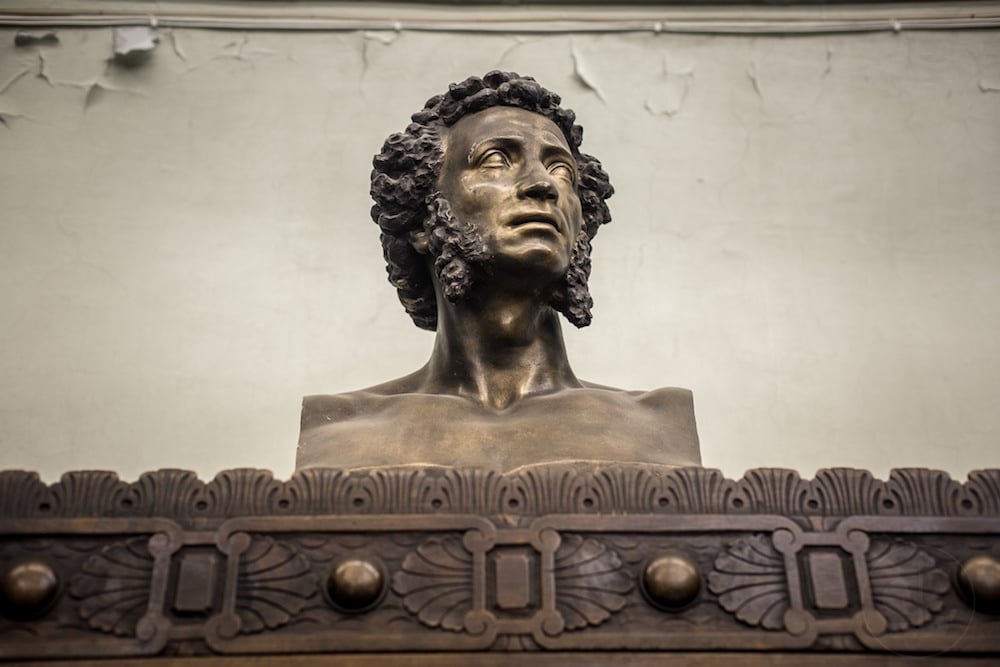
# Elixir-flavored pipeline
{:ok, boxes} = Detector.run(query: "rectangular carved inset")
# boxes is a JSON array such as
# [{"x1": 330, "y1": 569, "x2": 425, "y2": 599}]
[
  {"x1": 173, "y1": 552, "x2": 218, "y2": 614},
  {"x1": 494, "y1": 551, "x2": 532, "y2": 610},
  {"x1": 807, "y1": 551, "x2": 849, "y2": 610}
]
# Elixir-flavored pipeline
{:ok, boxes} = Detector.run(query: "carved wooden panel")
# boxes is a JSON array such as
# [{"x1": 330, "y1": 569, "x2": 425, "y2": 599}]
[{"x1": 1, "y1": 466, "x2": 998, "y2": 662}]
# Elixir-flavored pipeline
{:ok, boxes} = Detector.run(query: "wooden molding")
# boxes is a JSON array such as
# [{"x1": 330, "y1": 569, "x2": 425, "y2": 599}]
[{"x1": 1, "y1": 466, "x2": 998, "y2": 662}]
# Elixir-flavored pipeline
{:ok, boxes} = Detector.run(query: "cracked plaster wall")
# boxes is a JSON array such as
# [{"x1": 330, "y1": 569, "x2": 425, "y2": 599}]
[{"x1": 0, "y1": 26, "x2": 998, "y2": 481}]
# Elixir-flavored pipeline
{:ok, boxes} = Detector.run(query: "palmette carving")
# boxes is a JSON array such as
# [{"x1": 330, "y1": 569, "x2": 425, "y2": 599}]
[
  {"x1": 737, "y1": 469, "x2": 811, "y2": 516},
  {"x1": 552, "y1": 535, "x2": 633, "y2": 630},
  {"x1": 201, "y1": 470, "x2": 283, "y2": 517},
  {"x1": 654, "y1": 467, "x2": 748, "y2": 513},
  {"x1": 68, "y1": 538, "x2": 154, "y2": 636},
  {"x1": 236, "y1": 537, "x2": 317, "y2": 633},
  {"x1": 1, "y1": 467, "x2": 998, "y2": 658},
  {"x1": 809, "y1": 468, "x2": 883, "y2": 516},
  {"x1": 966, "y1": 469, "x2": 1000, "y2": 515},
  {"x1": 51, "y1": 471, "x2": 130, "y2": 517},
  {"x1": 2, "y1": 467, "x2": 1000, "y2": 517},
  {"x1": 706, "y1": 533, "x2": 953, "y2": 638},
  {"x1": 392, "y1": 536, "x2": 473, "y2": 631},
  {"x1": 391, "y1": 533, "x2": 632, "y2": 635},
  {"x1": 707, "y1": 534, "x2": 789, "y2": 630},
  {"x1": 0, "y1": 471, "x2": 52, "y2": 517},
  {"x1": 122, "y1": 469, "x2": 205, "y2": 516},
  {"x1": 866, "y1": 540, "x2": 949, "y2": 630},
  {"x1": 883, "y1": 469, "x2": 966, "y2": 516}
]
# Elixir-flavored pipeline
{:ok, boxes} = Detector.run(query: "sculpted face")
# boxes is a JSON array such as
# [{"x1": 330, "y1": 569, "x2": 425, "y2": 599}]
[{"x1": 437, "y1": 106, "x2": 584, "y2": 282}]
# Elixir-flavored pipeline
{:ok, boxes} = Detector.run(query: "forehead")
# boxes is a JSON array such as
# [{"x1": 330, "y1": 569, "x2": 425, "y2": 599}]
[{"x1": 443, "y1": 106, "x2": 572, "y2": 156}]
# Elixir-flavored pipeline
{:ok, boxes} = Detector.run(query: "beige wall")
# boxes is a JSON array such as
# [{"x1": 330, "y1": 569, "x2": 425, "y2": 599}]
[{"x1": 1, "y1": 19, "x2": 998, "y2": 482}]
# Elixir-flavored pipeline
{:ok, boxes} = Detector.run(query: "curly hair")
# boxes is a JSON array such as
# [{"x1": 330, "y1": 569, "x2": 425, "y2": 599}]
[{"x1": 370, "y1": 71, "x2": 614, "y2": 331}]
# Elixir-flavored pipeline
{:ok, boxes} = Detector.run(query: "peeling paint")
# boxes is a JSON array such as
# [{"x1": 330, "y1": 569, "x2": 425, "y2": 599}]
[
  {"x1": 360, "y1": 30, "x2": 397, "y2": 72},
  {"x1": 22, "y1": 46, "x2": 144, "y2": 111},
  {"x1": 362, "y1": 31, "x2": 398, "y2": 46},
  {"x1": 979, "y1": 79, "x2": 1000, "y2": 93},
  {"x1": 570, "y1": 43, "x2": 606, "y2": 103},
  {"x1": 644, "y1": 54, "x2": 696, "y2": 118},
  {"x1": 497, "y1": 36, "x2": 527, "y2": 65},
  {"x1": 39, "y1": 70, "x2": 144, "y2": 110},
  {"x1": 0, "y1": 110, "x2": 28, "y2": 128},
  {"x1": 81, "y1": 80, "x2": 144, "y2": 110},
  {"x1": 644, "y1": 89, "x2": 689, "y2": 118},
  {"x1": 14, "y1": 31, "x2": 59, "y2": 47},
  {"x1": 174, "y1": 34, "x2": 277, "y2": 75},
  {"x1": 212, "y1": 35, "x2": 275, "y2": 67},
  {"x1": 0, "y1": 68, "x2": 29, "y2": 95},
  {"x1": 36, "y1": 52, "x2": 54, "y2": 86},
  {"x1": 83, "y1": 81, "x2": 104, "y2": 109},
  {"x1": 165, "y1": 29, "x2": 187, "y2": 62},
  {"x1": 359, "y1": 34, "x2": 370, "y2": 74},
  {"x1": 112, "y1": 26, "x2": 157, "y2": 67},
  {"x1": 746, "y1": 61, "x2": 763, "y2": 100}
]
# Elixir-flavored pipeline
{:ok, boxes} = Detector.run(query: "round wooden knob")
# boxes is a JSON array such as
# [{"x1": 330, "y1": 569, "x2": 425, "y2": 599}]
[
  {"x1": 0, "y1": 560, "x2": 59, "y2": 618},
  {"x1": 327, "y1": 558, "x2": 384, "y2": 611},
  {"x1": 643, "y1": 552, "x2": 701, "y2": 609},
  {"x1": 957, "y1": 555, "x2": 1000, "y2": 614}
]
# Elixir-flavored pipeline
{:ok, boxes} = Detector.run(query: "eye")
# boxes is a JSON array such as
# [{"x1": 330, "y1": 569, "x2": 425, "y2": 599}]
[
  {"x1": 549, "y1": 161, "x2": 576, "y2": 182},
  {"x1": 478, "y1": 150, "x2": 510, "y2": 169}
]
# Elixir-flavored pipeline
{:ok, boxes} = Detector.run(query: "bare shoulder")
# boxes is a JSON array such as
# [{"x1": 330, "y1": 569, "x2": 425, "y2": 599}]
[
  {"x1": 624, "y1": 386, "x2": 700, "y2": 465},
  {"x1": 579, "y1": 382, "x2": 694, "y2": 412},
  {"x1": 301, "y1": 369, "x2": 427, "y2": 431},
  {"x1": 635, "y1": 386, "x2": 695, "y2": 411},
  {"x1": 300, "y1": 392, "x2": 366, "y2": 431},
  {"x1": 631, "y1": 387, "x2": 697, "y2": 432},
  {"x1": 550, "y1": 384, "x2": 700, "y2": 465},
  {"x1": 298, "y1": 389, "x2": 392, "y2": 469}
]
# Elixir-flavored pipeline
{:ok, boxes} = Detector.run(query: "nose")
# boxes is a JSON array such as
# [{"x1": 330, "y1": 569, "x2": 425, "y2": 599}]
[{"x1": 517, "y1": 174, "x2": 559, "y2": 202}]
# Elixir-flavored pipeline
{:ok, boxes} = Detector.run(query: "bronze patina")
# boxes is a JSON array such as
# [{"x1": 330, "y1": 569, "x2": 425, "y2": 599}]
[{"x1": 297, "y1": 71, "x2": 701, "y2": 470}]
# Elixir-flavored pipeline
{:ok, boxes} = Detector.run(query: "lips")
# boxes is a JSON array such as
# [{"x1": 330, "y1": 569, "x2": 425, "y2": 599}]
[{"x1": 508, "y1": 211, "x2": 562, "y2": 234}]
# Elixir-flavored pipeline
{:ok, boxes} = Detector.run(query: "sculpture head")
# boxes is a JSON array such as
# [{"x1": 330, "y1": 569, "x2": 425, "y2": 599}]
[{"x1": 371, "y1": 71, "x2": 614, "y2": 331}]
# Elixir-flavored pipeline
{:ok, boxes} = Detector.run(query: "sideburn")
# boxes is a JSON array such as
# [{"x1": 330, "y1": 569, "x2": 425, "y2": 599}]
[
  {"x1": 552, "y1": 231, "x2": 594, "y2": 328},
  {"x1": 425, "y1": 195, "x2": 491, "y2": 304}
]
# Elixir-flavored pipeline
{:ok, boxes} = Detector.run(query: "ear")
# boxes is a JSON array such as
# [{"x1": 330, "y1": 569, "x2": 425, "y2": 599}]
[{"x1": 408, "y1": 228, "x2": 430, "y2": 255}]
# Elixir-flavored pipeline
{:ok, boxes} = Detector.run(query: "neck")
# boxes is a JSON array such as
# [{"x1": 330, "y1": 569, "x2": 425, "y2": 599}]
[{"x1": 420, "y1": 287, "x2": 581, "y2": 411}]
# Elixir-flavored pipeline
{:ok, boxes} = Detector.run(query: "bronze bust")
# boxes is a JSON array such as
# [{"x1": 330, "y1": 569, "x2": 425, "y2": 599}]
[{"x1": 297, "y1": 71, "x2": 700, "y2": 471}]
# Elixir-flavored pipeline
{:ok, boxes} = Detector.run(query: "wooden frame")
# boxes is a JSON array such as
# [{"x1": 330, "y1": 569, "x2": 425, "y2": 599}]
[{"x1": 2, "y1": 465, "x2": 998, "y2": 663}]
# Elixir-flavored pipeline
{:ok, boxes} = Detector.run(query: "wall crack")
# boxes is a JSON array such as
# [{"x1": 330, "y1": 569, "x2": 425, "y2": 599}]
[
  {"x1": 0, "y1": 67, "x2": 29, "y2": 95},
  {"x1": 570, "y1": 43, "x2": 606, "y2": 104}
]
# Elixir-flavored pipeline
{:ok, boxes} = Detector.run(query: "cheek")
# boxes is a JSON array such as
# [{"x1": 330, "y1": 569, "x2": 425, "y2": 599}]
[
  {"x1": 448, "y1": 178, "x2": 480, "y2": 216},
  {"x1": 462, "y1": 181, "x2": 504, "y2": 209},
  {"x1": 449, "y1": 192, "x2": 491, "y2": 230},
  {"x1": 566, "y1": 197, "x2": 584, "y2": 233}
]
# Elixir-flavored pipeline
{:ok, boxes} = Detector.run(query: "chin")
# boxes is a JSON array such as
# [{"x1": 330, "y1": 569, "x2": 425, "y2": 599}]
[{"x1": 494, "y1": 243, "x2": 570, "y2": 275}]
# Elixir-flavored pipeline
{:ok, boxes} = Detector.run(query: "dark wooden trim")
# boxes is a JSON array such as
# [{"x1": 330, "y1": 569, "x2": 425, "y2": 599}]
[
  {"x1": 1, "y1": 466, "x2": 998, "y2": 662},
  {"x1": 22, "y1": 652, "x2": 1000, "y2": 666}
]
